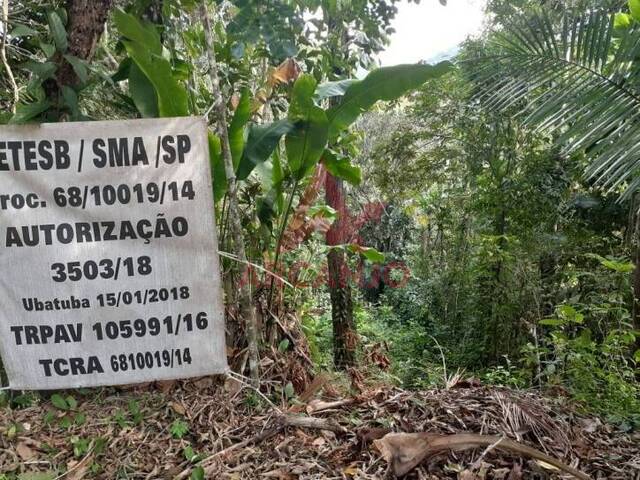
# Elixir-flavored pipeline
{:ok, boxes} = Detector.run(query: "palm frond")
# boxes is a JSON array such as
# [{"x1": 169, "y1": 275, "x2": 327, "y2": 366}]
[{"x1": 469, "y1": 8, "x2": 640, "y2": 199}]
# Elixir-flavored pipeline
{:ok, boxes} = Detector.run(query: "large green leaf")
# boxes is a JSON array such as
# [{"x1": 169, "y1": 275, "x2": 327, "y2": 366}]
[
  {"x1": 586, "y1": 253, "x2": 635, "y2": 273},
  {"x1": 614, "y1": 12, "x2": 632, "y2": 29},
  {"x1": 208, "y1": 132, "x2": 226, "y2": 202},
  {"x1": 345, "y1": 244, "x2": 385, "y2": 263},
  {"x1": 255, "y1": 150, "x2": 285, "y2": 232},
  {"x1": 272, "y1": 143, "x2": 284, "y2": 190},
  {"x1": 229, "y1": 88, "x2": 252, "y2": 169},
  {"x1": 11, "y1": 24, "x2": 38, "y2": 37},
  {"x1": 9, "y1": 100, "x2": 51, "y2": 124},
  {"x1": 267, "y1": 145, "x2": 285, "y2": 214},
  {"x1": 20, "y1": 60, "x2": 56, "y2": 79},
  {"x1": 630, "y1": 0, "x2": 640, "y2": 22},
  {"x1": 124, "y1": 40, "x2": 188, "y2": 116},
  {"x1": 236, "y1": 120, "x2": 294, "y2": 181},
  {"x1": 322, "y1": 150, "x2": 362, "y2": 186},
  {"x1": 286, "y1": 74, "x2": 329, "y2": 179},
  {"x1": 111, "y1": 57, "x2": 132, "y2": 82},
  {"x1": 326, "y1": 61, "x2": 453, "y2": 138},
  {"x1": 113, "y1": 9, "x2": 161, "y2": 54},
  {"x1": 315, "y1": 79, "x2": 358, "y2": 100},
  {"x1": 114, "y1": 9, "x2": 188, "y2": 117},
  {"x1": 63, "y1": 55, "x2": 88, "y2": 84},
  {"x1": 40, "y1": 42, "x2": 56, "y2": 58},
  {"x1": 47, "y1": 11, "x2": 67, "y2": 53},
  {"x1": 128, "y1": 63, "x2": 159, "y2": 117},
  {"x1": 61, "y1": 86, "x2": 80, "y2": 119}
]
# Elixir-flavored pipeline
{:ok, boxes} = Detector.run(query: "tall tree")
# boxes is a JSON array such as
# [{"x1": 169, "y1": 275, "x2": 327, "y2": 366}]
[
  {"x1": 325, "y1": 156, "x2": 357, "y2": 367},
  {"x1": 323, "y1": 8, "x2": 356, "y2": 368},
  {"x1": 319, "y1": 0, "x2": 401, "y2": 369}
]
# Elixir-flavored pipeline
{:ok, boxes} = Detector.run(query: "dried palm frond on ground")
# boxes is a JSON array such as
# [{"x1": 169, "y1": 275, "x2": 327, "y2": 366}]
[{"x1": 1, "y1": 380, "x2": 638, "y2": 479}]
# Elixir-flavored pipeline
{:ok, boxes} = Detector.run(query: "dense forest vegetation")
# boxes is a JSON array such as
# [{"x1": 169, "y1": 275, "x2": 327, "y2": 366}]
[{"x1": 1, "y1": 0, "x2": 639, "y2": 478}]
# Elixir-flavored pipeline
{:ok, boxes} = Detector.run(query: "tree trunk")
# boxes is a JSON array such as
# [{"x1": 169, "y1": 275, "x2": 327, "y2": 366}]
[
  {"x1": 200, "y1": 4, "x2": 260, "y2": 385},
  {"x1": 634, "y1": 248, "x2": 640, "y2": 353},
  {"x1": 487, "y1": 204, "x2": 506, "y2": 362},
  {"x1": 631, "y1": 202, "x2": 640, "y2": 352},
  {"x1": 322, "y1": 8, "x2": 357, "y2": 370},
  {"x1": 56, "y1": 0, "x2": 113, "y2": 89},
  {"x1": 325, "y1": 173, "x2": 357, "y2": 369},
  {"x1": 539, "y1": 251, "x2": 557, "y2": 317},
  {"x1": 42, "y1": 0, "x2": 112, "y2": 119}
]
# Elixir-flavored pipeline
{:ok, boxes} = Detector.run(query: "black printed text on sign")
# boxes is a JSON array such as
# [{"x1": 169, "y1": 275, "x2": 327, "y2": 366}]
[{"x1": 0, "y1": 117, "x2": 227, "y2": 389}]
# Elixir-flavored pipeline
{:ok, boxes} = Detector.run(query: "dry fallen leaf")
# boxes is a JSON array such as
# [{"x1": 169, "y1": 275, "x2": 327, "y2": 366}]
[
  {"x1": 459, "y1": 470, "x2": 479, "y2": 480},
  {"x1": 270, "y1": 58, "x2": 300, "y2": 85},
  {"x1": 444, "y1": 462, "x2": 464, "y2": 473},
  {"x1": 194, "y1": 377, "x2": 214, "y2": 389},
  {"x1": 157, "y1": 380, "x2": 177, "y2": 393},
  {"x1": 508, "y1": 464, "x2": 523, "y2": 480},
  {"x1": 16, "y1": 441, "x2": 36, "y2": 460},
  {"x1": 67, "y1": 453, "x2": 94, "y2": 480},
  {"x1": 224, "y1": 376, "x2": 243, "y2": 395},
  {"x1": 259, "y1": 357, "x2": 275, "y2": 368},
  {"x1": 169, "y1": 401, "x2": 186, "y2": 416},
  {"x1": 311, "y1": 436, "x2": 326, "y2": 447},
  {"x1": 492, "y1": 467, "x2": 511, "y2": 480},
  {"x1": 578, "y1": 417, "x2": 602, "y2": 434},
  {"x1": 342, "y1": 464, "x2": 359, "y2": 477}
]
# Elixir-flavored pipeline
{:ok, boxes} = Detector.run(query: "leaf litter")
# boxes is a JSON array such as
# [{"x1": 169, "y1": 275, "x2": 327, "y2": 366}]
[{"x1": 1, "y1": 379, "x2": 638, "y2": 479}]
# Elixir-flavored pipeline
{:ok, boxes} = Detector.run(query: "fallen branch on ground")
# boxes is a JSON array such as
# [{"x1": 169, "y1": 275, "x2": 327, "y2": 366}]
[
  {"x1": 306, "y1": 397, "x2": 358, "y2": 414},
  {"x1": 374, "y1": 432, "x2": 590, "y2": 479},
  {"x1": 279, "y1": 414, "x2": 347, "y2": 434}
]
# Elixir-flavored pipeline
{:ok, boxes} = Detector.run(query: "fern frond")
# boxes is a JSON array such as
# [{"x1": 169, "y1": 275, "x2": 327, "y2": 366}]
[{"x1": 470, "y1": 8, "x2": 640, "y2": 199}]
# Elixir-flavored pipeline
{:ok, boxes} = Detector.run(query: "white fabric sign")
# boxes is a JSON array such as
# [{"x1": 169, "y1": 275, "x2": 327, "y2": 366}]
[{"x1": 0, "y1": 117, "x2": 227, "y2": 389}]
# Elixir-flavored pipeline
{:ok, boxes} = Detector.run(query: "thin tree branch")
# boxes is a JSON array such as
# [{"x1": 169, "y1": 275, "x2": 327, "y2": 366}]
[
  {"x1": 1, "y1": 0, "x2": 19, "y2": 113},
  {"x1": 200, "y1": 2, "x2": 260, "y2": 386}
]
